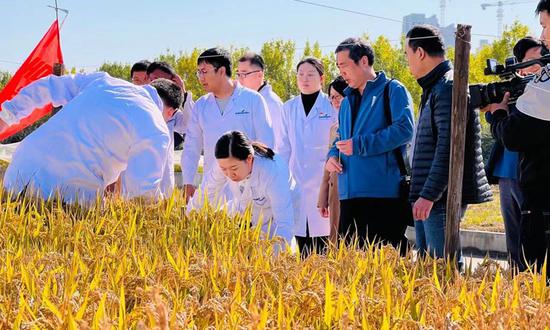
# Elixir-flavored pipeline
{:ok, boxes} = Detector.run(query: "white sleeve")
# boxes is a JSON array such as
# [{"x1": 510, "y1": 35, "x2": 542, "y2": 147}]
[
  {"x1": 277, "y1": 102, "x2": 292, "y2": 164},
  {"x1": 265, "y1": 170, "x2": 294, "y2": 243},
  {"x1": 180, "y1": 102, "x2": 203, "y2": 185},
  {"x1": 188, "y1": 163, "x2": 228, "y2": 210},
  {"x1": 252, "y1": 95, "x2": 275, "y2": 148},
  {"x1": 122, "y1": 132, "x2": 170, "y2": 201},
  {"x1": 172, "y1": 94, "x2": 194, "y2": 135},
  {"x1": 271, "y1": 100, "x2": 285, "y2": 153},
  {"x1": 0, "y1": 72, "x2": 107, "y2": 126}
]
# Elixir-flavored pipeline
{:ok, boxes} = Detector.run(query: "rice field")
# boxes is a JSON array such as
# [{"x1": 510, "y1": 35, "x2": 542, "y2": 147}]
[{"x1": 0, "y1": 189, "x2": 548, "y2": 329}]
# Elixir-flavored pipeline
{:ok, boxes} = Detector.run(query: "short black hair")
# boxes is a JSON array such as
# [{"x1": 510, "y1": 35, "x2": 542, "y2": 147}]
[
  {"x1": 146, "y1": 61, "x2": 177, "y2": 78},
  {"x1": 328, "y1": 76, "x2": 348, "y2": 97},
  {"x1": 296, "y1": 57, "x2": 324, "y2": 76},
  {"x1": 238, "y1": 52, "x2": 265, "y2": 71},
  {"x1": 198, "y1": 47, "x2": 232, "y2": 77},
  {"x1": 130, "y1": 60, "x2": 150, "y2": 77},
  {"x1": 150, "y1": 78, "x2": 183, "y2": 109},
  {"x1": 406, "y1": 25, "x2": 446, "y2": 57},
  {"x1": 335, "y1": 37, "x2": 375, "y2": 66},
  {"x1": 536, "y1": 0, "x2": 550, "y2": 14},
  {"x1": 513, "y1": 36, "x2": 543, "y2": 62}
]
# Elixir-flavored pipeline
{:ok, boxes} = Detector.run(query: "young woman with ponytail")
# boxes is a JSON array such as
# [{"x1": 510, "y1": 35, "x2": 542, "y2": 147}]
[{"x1": 188, "y1": 130, "x2": 298, "y2": 246}]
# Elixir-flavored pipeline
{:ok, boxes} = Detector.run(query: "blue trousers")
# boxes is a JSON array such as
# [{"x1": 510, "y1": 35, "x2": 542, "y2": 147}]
[{"x1": 415, "y1": 206, "x2": 466, "y2": 262}]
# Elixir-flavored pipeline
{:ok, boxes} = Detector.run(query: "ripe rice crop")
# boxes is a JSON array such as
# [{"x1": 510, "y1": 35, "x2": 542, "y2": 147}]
[{"x1": 0, "y1": 189, "x2": 549, "y2": 329}]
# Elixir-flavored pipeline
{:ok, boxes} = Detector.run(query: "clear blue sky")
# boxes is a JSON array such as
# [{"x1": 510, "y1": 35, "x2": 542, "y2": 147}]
[{"x1": 0, "y1": 0, "x2": 543, "y2": 73}]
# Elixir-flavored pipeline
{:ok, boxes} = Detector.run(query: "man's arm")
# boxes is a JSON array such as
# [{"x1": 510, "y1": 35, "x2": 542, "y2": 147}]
[
  {"x1": 0, "y1": 72, "x2": 107, "y2": 128},
  {"x1": 123, "y1": 132, "x2": 170, "y2": 201},
  {"x1": 188, "y1": 162, "x2": 228, "y2": 210},
  {"x1": 181, "y1": 104, "x2": 203, "y2": 188},
  {"x1": 172, "y1": 92, "x2": 194, "y2": 135}
]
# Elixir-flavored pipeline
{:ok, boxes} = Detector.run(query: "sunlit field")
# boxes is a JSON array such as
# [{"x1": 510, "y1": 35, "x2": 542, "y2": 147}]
[{"x1": 0, "y1": 189, "x2": 548, "y2": 329}]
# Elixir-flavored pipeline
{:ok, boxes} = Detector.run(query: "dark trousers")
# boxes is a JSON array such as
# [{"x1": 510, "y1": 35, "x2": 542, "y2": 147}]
[
  {"x1": 498, "y1": 178, "x2": 523, "y2": 268},
  {"x1": 295, "y1": 222, "x2": 328, "y2": 258},
  {"x1": 339, "y1": 197, "x2": 409, "y2": 255},
  {"x1": 519, "y1": 210, "x2": 550, "y2": 278}
]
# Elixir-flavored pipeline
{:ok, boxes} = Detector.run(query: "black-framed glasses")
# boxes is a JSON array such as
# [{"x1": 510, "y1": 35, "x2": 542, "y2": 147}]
[{"x1": 235, "y1": 70, "x2": 261, "y2": 78}]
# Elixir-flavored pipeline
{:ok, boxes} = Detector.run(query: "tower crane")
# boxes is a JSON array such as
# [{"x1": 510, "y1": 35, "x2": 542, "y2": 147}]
[{"x1": 480, "y1": 1, "x2": 536, "y2": 37}]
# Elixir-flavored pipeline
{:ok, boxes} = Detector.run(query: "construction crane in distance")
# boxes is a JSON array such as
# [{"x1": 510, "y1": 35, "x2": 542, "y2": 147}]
[
  {"x1": 480, "y1": 1, "x2": 536, "y2": 37},
  {"x1": 439, "y1": 0, "x2": 451, "y2": 27}
]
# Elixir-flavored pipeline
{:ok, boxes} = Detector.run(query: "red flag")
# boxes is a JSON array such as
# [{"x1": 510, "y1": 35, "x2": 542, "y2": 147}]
[{"x1": 0, "y1": 20, "x2": 64, "y2": 140}]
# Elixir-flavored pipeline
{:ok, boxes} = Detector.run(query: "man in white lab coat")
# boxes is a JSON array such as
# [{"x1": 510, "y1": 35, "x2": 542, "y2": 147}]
[
  {"x1": 236, "y1": 52, "x2": 285, "y2": 152},
  {"x1": 0, "y1": 73, "x2": 182, "y2": 205},
  {"x1": 145, "y1": 61, "x2": 194, "y2": 193},
  {"x1": 181, "y1": 47, "x2": 274, "y2": 201}
]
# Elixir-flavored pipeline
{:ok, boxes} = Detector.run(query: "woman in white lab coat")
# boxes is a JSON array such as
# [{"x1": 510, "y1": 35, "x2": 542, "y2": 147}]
[
  {"x1": 189, "y1": 130, "x2": 297, "y2": 245},
  {"x1": 278, "y1": 57, "x2": 337, "y2": 257}
]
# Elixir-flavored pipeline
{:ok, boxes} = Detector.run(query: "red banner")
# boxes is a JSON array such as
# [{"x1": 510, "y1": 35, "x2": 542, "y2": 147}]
[{"x1": 0, "y1": 20, "x2": 64, "y2": 140}]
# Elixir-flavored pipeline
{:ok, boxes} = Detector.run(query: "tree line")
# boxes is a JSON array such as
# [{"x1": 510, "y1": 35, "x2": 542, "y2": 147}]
[{"x1": 0, "y1": 22, "x2": 531, "y2": 145}]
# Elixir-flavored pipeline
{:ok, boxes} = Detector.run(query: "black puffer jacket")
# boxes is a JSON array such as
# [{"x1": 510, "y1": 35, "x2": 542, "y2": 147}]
[{"x1": 409, "y1": 60, "x2": 493, "y2": 207}]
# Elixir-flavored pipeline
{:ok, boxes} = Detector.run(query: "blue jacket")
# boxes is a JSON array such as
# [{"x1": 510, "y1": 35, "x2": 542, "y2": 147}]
[
  {"x1": 485, "y1": 109, "x2": 519, "y2": 184},
  {"x1": 328, "y1": 72, "x2": 414, "y2": 200}
]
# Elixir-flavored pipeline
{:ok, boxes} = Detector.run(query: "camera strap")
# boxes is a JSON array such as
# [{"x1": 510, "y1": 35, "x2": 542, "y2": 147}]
[{"x1": 383, "y1": 79, "x2": 408, "y2": 178}]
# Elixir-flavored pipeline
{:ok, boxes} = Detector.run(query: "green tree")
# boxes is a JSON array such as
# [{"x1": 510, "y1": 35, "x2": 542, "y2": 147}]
[
  {"x1": 261, "y1": 40, "x2": 297, "y2": 100},
  {"x1": 98, "y1": 62, "x2": 131, "y2": 81},
  {"x1": 372, "y1": 35, "x2": 421, "y2": 110},
  {"x1": 468, "y1": 21, "x2": 530, "y2": 84},
  {"x1": 0, "y1": 71, "x2": 12, "y2": 90}
]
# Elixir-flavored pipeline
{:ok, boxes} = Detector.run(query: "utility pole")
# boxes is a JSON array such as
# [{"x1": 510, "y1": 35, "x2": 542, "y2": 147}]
[{"x1": 445, "y1": 24, "x2": 472, "y2": 264}]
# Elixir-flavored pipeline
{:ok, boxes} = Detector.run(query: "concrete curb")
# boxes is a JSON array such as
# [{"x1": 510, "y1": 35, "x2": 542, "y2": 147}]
[{"x1": 405, "y1": 226, "x2": 507, "y2": 257}]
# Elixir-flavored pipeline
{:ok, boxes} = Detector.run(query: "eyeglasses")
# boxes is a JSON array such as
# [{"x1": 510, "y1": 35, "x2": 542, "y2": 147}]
[
  {"x1": 196, "y1": 69, "x2": 214, "y2": 78},
  {"x1": 330, "y1": 94, "x2": 344, "y2": 101},
  {"x1": 235, "y1": 70, "x2": 261, "y2": 78}
]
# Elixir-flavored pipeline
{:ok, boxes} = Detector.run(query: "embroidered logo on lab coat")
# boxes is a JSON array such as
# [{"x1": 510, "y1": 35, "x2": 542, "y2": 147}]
[
  {"x1": 318, "y1": 112, "x2": 332, "y2": 120},
  {"x1": 253, "y1": 196, "x2": 267, "y2": 206},
  {"x1": 235, "y1": 108, "x2": 250, "y2": 115}
]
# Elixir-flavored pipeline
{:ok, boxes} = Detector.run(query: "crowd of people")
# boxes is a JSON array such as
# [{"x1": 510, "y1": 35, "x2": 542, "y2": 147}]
[{"x1": 1, "y1": 0, "x2": 549, "y2": 276}]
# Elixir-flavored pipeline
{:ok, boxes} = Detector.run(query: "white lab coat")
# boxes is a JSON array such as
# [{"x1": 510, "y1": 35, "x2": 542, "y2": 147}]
[
  {"x1": 160, "y1": 92, "x2": 195, "y2": 194},
  {"x1": 190, "y1": 155, "x2": 297, "y2": 243},
  {"x1": 181, "y1": 82, "x2": 274, "y2": 186},
  {"x1": 0, "y1": 72, "x2": 170, "y2": 205},
  {"x1": 258, "y1": 83, "x2": 285, "y2": 153},
  {"x1": 279, "y1": 92, "x2": 336, "y2": 237}
]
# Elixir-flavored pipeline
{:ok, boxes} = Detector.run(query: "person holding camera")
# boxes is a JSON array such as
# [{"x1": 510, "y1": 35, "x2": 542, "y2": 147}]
[
  {"x1": 485, "y1": 36, "x2": 546, "y2": 267},
  {"x1": 481, "y1": 0, "x2": 550, "y2": 278},
  {"x1": 405, "y1": 25, "x2": 492, "y2": 262}
]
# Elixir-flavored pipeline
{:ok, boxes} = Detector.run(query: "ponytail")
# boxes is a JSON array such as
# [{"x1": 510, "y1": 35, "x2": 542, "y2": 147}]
[
  {"x1": 251, "y1": 141, "x2": 275, "y2": 160},
  {"x1": 215, "y1": 130, "x2": 275, "y2": 161}
]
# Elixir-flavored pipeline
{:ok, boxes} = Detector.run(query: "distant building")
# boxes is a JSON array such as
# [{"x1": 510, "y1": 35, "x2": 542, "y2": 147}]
[
  {"x1": 440, "y1": 24, "x2": 456, "y2": 48},
  {"x1": 478, "y1": 39, "x2": 490, "y2": 51},
  {"x1": 402, "y1": 13, "x2": 456, "y2": 48}
]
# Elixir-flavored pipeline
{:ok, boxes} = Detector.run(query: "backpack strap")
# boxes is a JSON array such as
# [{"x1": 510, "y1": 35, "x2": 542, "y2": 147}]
[{"x1": 383, "y1": 80, "x2": 408, "y2": 177}]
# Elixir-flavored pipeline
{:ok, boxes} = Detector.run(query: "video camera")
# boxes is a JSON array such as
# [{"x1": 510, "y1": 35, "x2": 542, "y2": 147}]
[{"x1": 469, "y1": 53, "x2": 550, "y2": 109}]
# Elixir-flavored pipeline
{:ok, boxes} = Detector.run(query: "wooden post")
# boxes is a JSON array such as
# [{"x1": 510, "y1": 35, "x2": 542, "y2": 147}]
[
  {"x1": 53, "y1": 63, "x2": 65, "y2": 76},
  {"x1": 445, "y1": 24, "x2": 471, "y2": 263}
]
